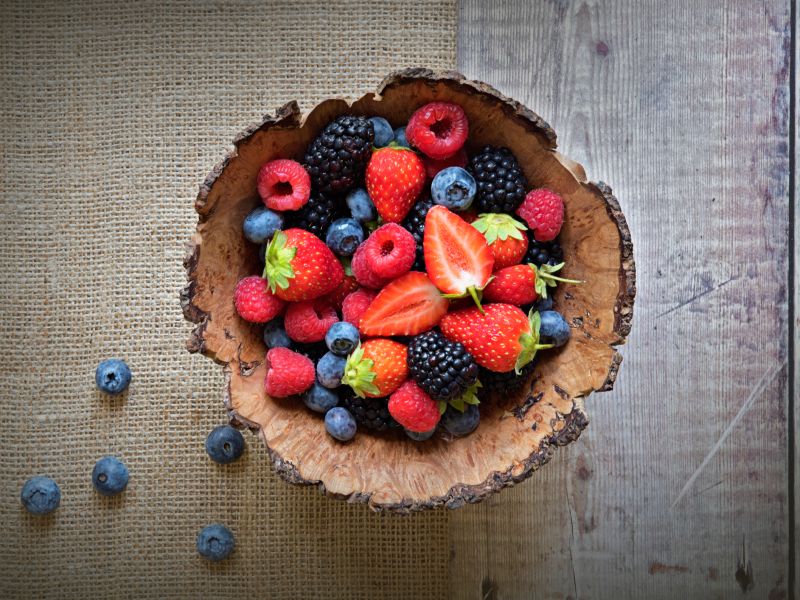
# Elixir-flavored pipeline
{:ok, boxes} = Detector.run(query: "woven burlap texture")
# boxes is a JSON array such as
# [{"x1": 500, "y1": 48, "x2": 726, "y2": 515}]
[{"x1": 0, "y1": 1, "x2": 456, "y2": 597}]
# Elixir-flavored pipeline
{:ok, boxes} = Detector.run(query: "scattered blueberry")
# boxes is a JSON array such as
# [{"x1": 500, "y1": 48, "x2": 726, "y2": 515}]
[
  {"x1": 431, "y1": 167, "x2": 477, "y2": 211},
  {"x1": 325, "y1": 218, "x2": 364, "y2": 257},
  {"x1": 345, "y1": 188, "x2": 377, "y2": 223},
  {"x1": 95, "y1": 359, "x2": 132, "y2": 395},
  {"x1": 539, "y1": 310, "x2": 571, "y2": 347},
  {"x1": 205, "y1": 425, "x2": 245, "y2": 464},
  {"x1": 304, "y1": 383, "x2": 340, "y2": 413},
  {"x1": 91, "y1": 456, "x2": 129, "y2": 496},
  {"x1": 368, "y1": 116, "x2": 394, "y2": 148},
  {"x1": 20, "y1": 476, "x2": 60, "y2": 515},
  {"x1": 263, "y1": 318, "x2": 291, "y2": 349},
  {"x1": 441, "y1": 404, "x2": 480, "y2": 437},
  {"x1": 534, "y1": 296, "x2": 554, "y2": 312},
  {"x1": 317, "y1": 351, "x2": 347, "y2": 388},
  {"x1": 393, "y1": 126, "x2": 410, "y2": 148},
  {"x1": 404, "y1": 428, "x2": 435, "y2": 441},
  {"x1": 196, "y1": 524, "x2": 235, "y2": 561},
  {"x1": 325, "y1": 321, "x2": 360, "y2": 356},
  {"x1": 243, "y1": 206, "x2": 283, "y2": 244},
  {"x1": 324, "y1": 407, "x2": 357, "y2": 441}
]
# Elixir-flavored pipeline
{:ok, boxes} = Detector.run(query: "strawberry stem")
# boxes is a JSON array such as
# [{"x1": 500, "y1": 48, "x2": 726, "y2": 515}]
[{"x1": 467, "y1": 286, "x2": 485, "y2": 314}]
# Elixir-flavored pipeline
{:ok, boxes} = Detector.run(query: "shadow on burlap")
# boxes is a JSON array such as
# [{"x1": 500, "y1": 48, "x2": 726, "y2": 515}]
[{"x1": 0, "y1": 1, "x2": 455, "y2": 597}]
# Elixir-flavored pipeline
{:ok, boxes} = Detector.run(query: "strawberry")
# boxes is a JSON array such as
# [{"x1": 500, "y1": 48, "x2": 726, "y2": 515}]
[
  {"x1": 342, "y1": 339, "x2": 408, "y2": 398},
  {"x1": 483, "y1": 262, "x2": 583, "y2": 305},
  {"x1": 365, "y1": 146, "x2": 426, "y2": 223},
  {"x1": 388, "y1": 381, "x2": 441, "y2": 433},
  {"x1": 263, "y1": 229, "x2": 344, "y2": 302},
  {"x1": 325, "y1": 273, "x2": 358, "y2": 310},
  {"x1": 472, "y1": 213, "x2": 529, "y2": 269},
  {"x1": 359, "y1": 271, "x2": 449, "y2": 336},
  {"x1": 440, "y1": 304, "x2": 553, "y2": 373},
  {"x1": 516, "y1": 188, "x2": 565, "y2": 242},
  {"x1": 423, "y1": 205, "x2": 494, "y2": 309}
]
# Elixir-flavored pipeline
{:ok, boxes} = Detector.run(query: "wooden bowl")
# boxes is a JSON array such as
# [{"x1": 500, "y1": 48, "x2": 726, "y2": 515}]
[{"x1": 181, "y1": 69, "x2": 635, "y2": 513}]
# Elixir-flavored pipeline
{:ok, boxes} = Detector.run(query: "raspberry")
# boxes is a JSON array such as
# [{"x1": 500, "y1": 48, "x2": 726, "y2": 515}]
[
  {"x1": 257, "y1": 159, "x2": 311, "y2": 211},
  {"x1": 406, "y1": 102, "x2": 469, "y2": 160},
  {"x1": 325, "y1": 274, "x2": 359, "y2": 310},
  {"x1": 341, "y1": 288, "x2": 377, "y2": 329},
  {"x1": 234, "y1": 276, "x2": 285, "y2": 323},
  {"x1": 516, "y1": 188, "x2": 564, "y2": 242},
  {"x1": 351, "y1": 243, "x2": 390, "y2": 289},
  {"x1": 423, "y1": 147, "x2": 468, "y2": 181},
  {"x1": 284, "y1": 299, "x2": 338, "y2": 343},
  {"x1": 264, "y1": 347, "x2": 315, "y2": 397},
  {"x1": 362, "y1": 224, "x2": 416, "y2": 279},
  {"x1": 388, "y1": 380, "x2": 441, "y2": 433}
]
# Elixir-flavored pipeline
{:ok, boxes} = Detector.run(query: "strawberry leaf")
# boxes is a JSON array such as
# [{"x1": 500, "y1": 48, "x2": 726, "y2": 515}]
[
  {"x1": 262, "y1": 230, "x2": 297, "y2": 293},
  {"x1": 341, "y1": 344, "x2": 380, "y2": 398},
  {"x1": 472, "y1": 213, "x2": 527, "y2": 245},
  {"x1": 515, "y1": 311, "x2": 553, "y2": 374}
]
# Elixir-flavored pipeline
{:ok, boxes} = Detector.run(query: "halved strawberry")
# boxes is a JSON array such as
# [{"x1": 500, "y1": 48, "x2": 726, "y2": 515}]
[
  {"x1": 358, "y1": 271, "x2": 448, "y2": 336},
  {"x1": 423, "y1": 205, "x2": 494, "y2": 309}
]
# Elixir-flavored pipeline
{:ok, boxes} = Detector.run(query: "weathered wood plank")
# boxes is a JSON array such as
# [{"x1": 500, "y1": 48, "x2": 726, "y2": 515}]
[{"x1": 452, "y1": 1, "x2": 791, "y2": 598}]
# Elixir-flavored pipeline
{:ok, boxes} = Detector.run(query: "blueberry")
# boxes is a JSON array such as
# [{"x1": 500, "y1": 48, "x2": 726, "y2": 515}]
[
  {"x1": 368, "y1": 116, "x2": 394, "y2": 148},
  {"x1": 404, "y1": 428, "x2": 435, "y2": 441},
  {"x1": 442, "y1": 404, "x2": 480, "y2": 437},
  {"x1": 91, "y1": 456, "x2": 129, "y2": 496},
  {"x1": 196, "y1": 524, "x2": 235, "y2": 561},
  {"x1": 539, "y1": 310, "x2": 571, "y2": 347},
  {"x1": 325, "y1": 218, "x2": 364, "y2": 257},
  {"x1": 324, "y1": 407, "x2": 357, "y2": 441},
  {"x1": 263, "y1": 318, "x2": 291, "y2": 349},
  {"x1": 534, "y1": 296, "x2": 554, "y2": 312},
  {"x1": 95, "y1": 359, "x2": 131, "y2": 395},
  {"x1": 20, "y1": 476, "x2": 60, "y2": 515},
  {"x1": 317, "y1": 351, "x2": 347, "y2": 388},
  {"x1": 205, "y1": 425, "x2": 245, "y2": 464},
  {"x1": 304, "y1": 383, "x2": 340, "y2": 413},
  {"x1": 393, "y1": 126, "x2": 410, "y2": 148},
  {"x1": 325, "y1": 321, "x2": 360, "y2": 356},
  {"x1": 243, "y1": 206, "x2": 283, "y2": 244},
  {"x1": 431, "y1": 167, "x2": 477, "y2": 211},
  {"x1": 345, "y1": 188, "x2": 377, "y2": 223}
]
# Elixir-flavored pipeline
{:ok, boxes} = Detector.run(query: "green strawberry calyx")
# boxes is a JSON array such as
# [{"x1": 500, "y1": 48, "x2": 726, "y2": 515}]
[
  {"x1": 530, "y1": 262, "x2": 583, "y2": 299},
  {"x1": 262, "y1": 230, "x2": 297, "y2": 293},
  {"x1": 515, "y1": 310, "x2": 554, "y2": 374},
  {"x1": 472, "y1": 213, "x2": 527, "y2": 245},
  {"x1": 341, "y1": 344, "x2": 380, "y2": 398},
  {"x1": 437, "y1": 380, "x2": 482, "y2": 415}
]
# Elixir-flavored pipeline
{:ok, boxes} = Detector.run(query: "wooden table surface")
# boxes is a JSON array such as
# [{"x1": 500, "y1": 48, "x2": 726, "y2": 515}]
[{"x1": 447, "y1": 1, "x2": 796, "y2": 598}]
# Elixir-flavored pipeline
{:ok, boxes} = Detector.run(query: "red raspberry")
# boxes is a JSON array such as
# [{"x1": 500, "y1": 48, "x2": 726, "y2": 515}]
[
  {"x1": 284, "y1": 299, "x2": 338, "y2": 343},
  {"x1": 341, "y1": 288, "x2": 377, "y2": 329},
  {"x1": 362, "y1": 223, "x2": 416, "y2": 279},
  {"x1": 264, "y1": 347, "x2": 315, "y2": 398},
  {"x1": 422, "y1": 148, "x2": 468, "y2": 181},
  {"x1": 234, "y1": 276, "x2": 285, "y2": 323},
  {"x1": 325, "y1": 274, "x2": 359, "y2": 310},
  {"x1": 406, "y1": 102, "x2": 469, "y2": 160},
  {"x1": 257, "y1": 159, "x2": 311, "y2": 211},
  {"x1": 388, "y1": 380, "x2": 441, "y2": 433},
  {"x1": 516, "y1": 188, "x2": 564, "y2": 242},
  {"x1": 351, "y1": 243, "x2": 391, "y2": 289}
]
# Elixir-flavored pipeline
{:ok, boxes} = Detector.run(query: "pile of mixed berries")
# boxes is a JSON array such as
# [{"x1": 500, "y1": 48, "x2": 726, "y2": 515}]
[{"x1": 234, "y1": 102, "x2": 580, "y2": 443}]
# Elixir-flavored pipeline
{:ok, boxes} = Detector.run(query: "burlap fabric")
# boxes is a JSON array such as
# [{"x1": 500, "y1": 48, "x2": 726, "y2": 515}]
[{"x1": 0, "y1": 1, "x2": 456, "y2": 597}]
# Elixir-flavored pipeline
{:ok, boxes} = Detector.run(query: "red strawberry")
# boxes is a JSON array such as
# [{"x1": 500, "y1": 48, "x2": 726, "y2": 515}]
[
  {"x1": 363, "y1": 223, "x2": 416, "y2": 279},
  {"x1": 325, "y1": 273, "x2": 358, "y2": 310},
  {"x1": 264, "y1": 347, "x2": 315, "y2": 397},
  {"x1": 388, "y1": 381, "x2": 441, "y2": 433},
  {"x1": 365, "y1": 146, "x2": 425, "y2": 223},
  {"x1": 516, "y1": 188, "x2": 565, "y2": 242},
  {"x1": 341, "y1": 288, "x2": 378, "y2": 329},
  {"x1": 483, "y1": 262, "x2": 582, "y2": 305},
  {"x1": 472, "y1": 213, "x2": 529, "y2": 269},
  {"x1": 423, "y1": 205, "x2": 494, "y2": 308},
  {"x1": 257, "y1": 159, "x2": 311, "y2": 211},
  {"x1": 263, "y1": 229, "x2": 344, "y2": 302},
  {"x1": 351, "y1": 242, "x2": 391, "y2": 289},
  {"x1": 342, "y1": 339, "x2": 408, "y2": 398},
  {"x1": 359, "y1": 272, "x2": 449, "y2": 337},
  {"x1": 284, "y1": 299, "x2": 339, "y2": 343},
  {"x1": 440, "y1": 304, "x2": 552, "y2": 373},
  {"x1": 406, "y1": 102, "x2": 469, "y2": 160},
  {"x1": 422, "y1": 147, "x2": 468, "y2": 180},
  {"x1": 234, "y1": 276, "x2": 286, "y2": 323}
]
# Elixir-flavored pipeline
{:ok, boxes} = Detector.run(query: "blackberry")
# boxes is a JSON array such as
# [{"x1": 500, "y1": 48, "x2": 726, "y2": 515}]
[
  {"x1": 478, "y1": 359, "x2": 538, "y2": 398},
  {"x1": 284, "y1": 192, "x2": 338, "y2": 239},
  {"x1": 468, "y1": 145, "x2": 528, "y2": 213},
  {"x1": 303, "y1": 115, "x2": 374, "y2": 194},
  {"x1": 341, "y1": 395, "x2": 399, "y2": 432},
  {"x1": 524, "y1": 237, "x2": 563, "y2": 267},
  {"x1": 292, "y1": 341, "x2": 328, "y2": 362},
  {"x1": 407, "y1": 330, "x2": 479, "y2": 401},
  {"x1": 402, "y1": 196, "x2": 434, "y2": 271}
]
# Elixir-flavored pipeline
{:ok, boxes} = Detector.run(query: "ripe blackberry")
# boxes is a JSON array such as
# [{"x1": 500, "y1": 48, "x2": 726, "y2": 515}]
[
  {"x1": 402, "y1": 196, "x2": 434, "y2": 270},
  {"x1": 524, "y1": 237, "x2": 563, "y2": 266},
  {"x1": 407, "y1": 330, "x2": 478, "y2": 401},
  {"x1": 341, "y1": 395, "x2": 399, "y2": 432},
  {"x1": 478, "y1": 358, "x2": 538, "y2": 398},
  {"x1": 303, "y1": 115, "x2": 374, "y2": 194},
  {"x1": 468, "y1": 145, "x2": 528, "y2": 213},
  {"x1": 284, "y1": 192, "x2": 338, "y2": 239}
]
